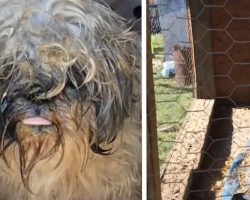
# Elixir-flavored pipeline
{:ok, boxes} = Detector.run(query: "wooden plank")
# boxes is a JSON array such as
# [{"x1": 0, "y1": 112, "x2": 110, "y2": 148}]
[
  {"x1": 190, "y1": 0, "x2": 250, "y2": 105},
  {"x1": 187, "y1": 5, "x2": 196, "y2": 97},
  {"x1": 147, "y1": 0, "x2": 162, "y2": 199},
  {"x1": 225, "y1": 0, "x2": 250, "y2": 18},
  {"x1": 189, "y1": 0, "x2": 216, "y2": 99}
]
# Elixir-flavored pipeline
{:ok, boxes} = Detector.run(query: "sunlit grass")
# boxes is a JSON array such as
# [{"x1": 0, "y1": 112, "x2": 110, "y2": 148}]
[
  {"x1": 151, "y1": 34, "x2": 164, "y2": 61},
  {"x1": 151, "y1": 34, "x2": 193, "y2": 171}
]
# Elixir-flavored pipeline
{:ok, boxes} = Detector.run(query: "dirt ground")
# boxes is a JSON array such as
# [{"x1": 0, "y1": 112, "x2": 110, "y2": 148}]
[
  {"x1": 161, "y1": 99, "x2": 214, "y2": 199},
  {"x1": 161, "y1": 100, "x2": 250, "y2": 200},
  {"x1": 212, "y1": 107, "x2": 250, "y2": 199}
]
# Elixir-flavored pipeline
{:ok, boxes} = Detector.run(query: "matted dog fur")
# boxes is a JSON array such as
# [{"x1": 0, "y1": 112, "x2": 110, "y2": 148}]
[{"x1": 0, "y1": 0, "x2": 141, "y2": 199}]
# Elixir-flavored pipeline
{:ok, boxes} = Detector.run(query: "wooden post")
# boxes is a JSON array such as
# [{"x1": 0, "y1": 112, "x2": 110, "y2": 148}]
[
  {"x1": 187, "y1": 4, "x2": 197, "y2": 97},
  {"x1": 147, "y1": 0, "x2": 162, "y2": 199},
  {"x1": 188, "y1": 0, "x2": 216, "y2": 99}
]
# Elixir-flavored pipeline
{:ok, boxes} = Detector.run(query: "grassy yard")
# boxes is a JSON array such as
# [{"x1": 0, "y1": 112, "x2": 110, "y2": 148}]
[
  {"x1": 151, "y1": 34, "x2": 193, "y2": 172},
  {"x1": 151, "y1": 34, "x2": 164, "y2": 61}
]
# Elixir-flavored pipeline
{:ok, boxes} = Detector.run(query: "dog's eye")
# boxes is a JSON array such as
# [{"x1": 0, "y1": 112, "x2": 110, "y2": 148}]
[{"x1": 64, "y1": 85, "x2": 81, "y2": 101}]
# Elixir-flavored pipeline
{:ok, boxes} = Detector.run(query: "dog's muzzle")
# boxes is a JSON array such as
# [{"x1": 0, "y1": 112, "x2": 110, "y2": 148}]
[{"x1": 0, "y1": 82, "x2": 54, "y2": 130}]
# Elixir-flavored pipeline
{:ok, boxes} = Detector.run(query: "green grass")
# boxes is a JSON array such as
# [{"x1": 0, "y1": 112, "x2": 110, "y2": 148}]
[
  {"x1": 151, "y1": 34, "x2": 164, "y2": 61},
  {"x1": 154, "y1": 70, "x2": 193, "y2": 168},
  {"x1": 151, "y1": 34, "x2": 193, "y2": 171}
]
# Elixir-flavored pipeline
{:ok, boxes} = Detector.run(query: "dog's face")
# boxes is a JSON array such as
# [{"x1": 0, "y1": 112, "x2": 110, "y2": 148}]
[{"x1": 0, "y1": 0, "x2": 140, "y2": 189}]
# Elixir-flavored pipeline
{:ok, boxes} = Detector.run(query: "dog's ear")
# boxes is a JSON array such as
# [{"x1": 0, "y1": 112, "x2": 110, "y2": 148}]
[
  {"x1": 94, "y1": 29, "x2": 141, "y2": 145},
  {"x1": 73, "y1": 30, "x2": 140, "y2": 153},
  {"x1": 83, "y1": 29, "x2": 141, "y2": 153},
  {"x1": 70, "y1": 30, "x2": 141, "y2": 154},
  {"x1": 56, "y1": 2, "x2": 141, "y2": 152}
]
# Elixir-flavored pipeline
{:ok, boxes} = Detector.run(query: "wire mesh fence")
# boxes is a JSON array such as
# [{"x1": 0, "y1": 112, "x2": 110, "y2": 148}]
[{"x1": 148, "y1": 0, "x2": 250, "y2": 199}]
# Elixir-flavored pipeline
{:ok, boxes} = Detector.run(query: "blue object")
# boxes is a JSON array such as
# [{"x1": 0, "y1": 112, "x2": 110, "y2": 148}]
[
  {"x1": 161, "y1": 61, "x2": 175, "y2": 77},
  {"x1": 228, "y1": 153, "x2": 246, "y2": 174},
  {"x1": 222, "y1": 153, "x2": 247, "y2": 200}
]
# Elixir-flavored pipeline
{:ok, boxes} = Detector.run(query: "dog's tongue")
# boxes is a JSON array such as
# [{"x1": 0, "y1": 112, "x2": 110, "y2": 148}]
[{"x1": 22, "y1": 117, "x2": 52, "y2": 125}]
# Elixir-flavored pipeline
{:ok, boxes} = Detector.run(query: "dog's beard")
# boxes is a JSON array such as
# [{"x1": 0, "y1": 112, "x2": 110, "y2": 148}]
[
  {"x1": 0, "y1": 90, "x2": 97, "y2": 191},
  {"x1": 0, "y1": 91, "x2": 140, "y2": 198}
]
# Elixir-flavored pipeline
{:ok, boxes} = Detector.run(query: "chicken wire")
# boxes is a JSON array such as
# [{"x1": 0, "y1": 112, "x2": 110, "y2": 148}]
[{"x1": 148, "y1": 0, "x2": 250, "y2": 199}]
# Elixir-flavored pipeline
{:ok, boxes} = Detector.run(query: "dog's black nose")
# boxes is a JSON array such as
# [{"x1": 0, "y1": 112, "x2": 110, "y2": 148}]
[{"x1": 0, "y1": 84, "x2": 43, "y2": 114}]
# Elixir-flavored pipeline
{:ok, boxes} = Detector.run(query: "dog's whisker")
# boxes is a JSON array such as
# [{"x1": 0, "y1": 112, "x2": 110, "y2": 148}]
[
  {"x1": 0, "y1": 123, "x2": 13, "y2": 169},
  {"x1": 19, "y1": 152, "x2": 35, "y2": 195},
  {"x1": 0, "y1": 139, "x2": 14, "y2": 167},
  {"x1": 66, "y1": 68, "x2": 81, "y2": 100},
  {"x1": 1, "y1": 123, "x2": 8, "y2": 152},
  {"x1": 52, "y1": 126, "x2": 65, "y2": 170},
  {"x1": 80, "y1": 135, "x2": 89, "y2": 173},
  {"x1": 77, "y1": 101, "x2": 91, "y2": 130}
]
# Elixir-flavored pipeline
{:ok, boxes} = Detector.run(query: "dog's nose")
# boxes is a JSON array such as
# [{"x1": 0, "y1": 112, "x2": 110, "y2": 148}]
[{"x1": 0, "y1": 84, "x2": 43, "y2": 113}]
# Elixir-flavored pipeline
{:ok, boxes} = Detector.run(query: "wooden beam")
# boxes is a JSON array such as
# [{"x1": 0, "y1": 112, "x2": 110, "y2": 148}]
[{"x1": 147, "y1": 0, "x2": 162, "y2": 199}]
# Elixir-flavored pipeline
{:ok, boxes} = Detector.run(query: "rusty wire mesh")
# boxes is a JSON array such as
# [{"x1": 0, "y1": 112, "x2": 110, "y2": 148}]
[{"x1": 148, "y1": 0, "x2": 250, "y2": 199}]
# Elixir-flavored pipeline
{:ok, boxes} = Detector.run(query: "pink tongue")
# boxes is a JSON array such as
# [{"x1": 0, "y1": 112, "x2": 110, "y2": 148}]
[{"x1": 22, "y1": 117, "x2": 52, "y2": 125}]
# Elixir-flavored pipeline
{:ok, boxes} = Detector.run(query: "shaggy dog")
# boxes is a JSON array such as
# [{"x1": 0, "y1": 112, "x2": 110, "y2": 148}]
[{"x1": 0, "y1": 0, "x2": 141, "y2": 199}]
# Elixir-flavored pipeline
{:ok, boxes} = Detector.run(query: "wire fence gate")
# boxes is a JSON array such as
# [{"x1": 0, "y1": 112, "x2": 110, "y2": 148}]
[{"x1": 148, "y1": 0, "x2": 250, "y2": 199}]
